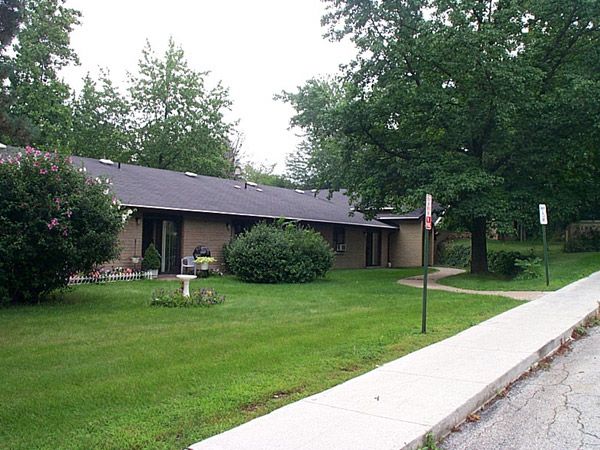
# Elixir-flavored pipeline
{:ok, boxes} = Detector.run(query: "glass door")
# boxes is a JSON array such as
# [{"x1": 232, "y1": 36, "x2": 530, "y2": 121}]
[
  {"x1": 161, "y1": 220, "x2": 179, "y2": 273},
  {"x1": 366, "y1": 231, "x2": 381, "y2": 267}
]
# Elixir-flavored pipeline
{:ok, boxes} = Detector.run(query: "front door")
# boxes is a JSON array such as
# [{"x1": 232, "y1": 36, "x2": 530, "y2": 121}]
[
  {"x1": 161, "y1": 220, "x2": 179, "y2": 273},
  {"x1": 366, "y1": 230, "x2": 382, "y2": 267},
  {"x1": 142, "y1": 216, "x2": 181, "y2": 274}
]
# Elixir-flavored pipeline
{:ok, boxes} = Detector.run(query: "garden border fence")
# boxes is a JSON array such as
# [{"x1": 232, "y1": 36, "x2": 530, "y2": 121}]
[{"x1": 68, "y1": 271, "x2": 154, "y2": 285}]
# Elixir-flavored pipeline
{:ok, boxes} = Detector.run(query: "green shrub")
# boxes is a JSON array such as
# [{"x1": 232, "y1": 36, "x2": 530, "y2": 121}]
[
  {"x1": 224, "y1": 221, "x2": 334, "y2": 283},
  {"x1": 0, "y1": 148, "x2": 124, "y2": 303},
  {"x1": 565, "y1": 229, "x2": 600, "y2": 253},
  {"x1": 488, "y1": 250, "x2": 526, "y2": 277},
  {"x1": 438, "y1": 243, "x2": 470, "y2": 268},
  {"x1": 141, "y1": 243, "x2": 161, "y2": 270},
  {"x1": 515, "y1": 257, "x2": 542, "y2": 280},
  {"x1": 150, "y1": 287, "x2": 225, "y2": 307}
]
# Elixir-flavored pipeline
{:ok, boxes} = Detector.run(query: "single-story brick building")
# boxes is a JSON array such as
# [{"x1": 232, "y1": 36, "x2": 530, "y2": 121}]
[{"x1": 78, "y1": 157, "x2": 435, "y2": 273}]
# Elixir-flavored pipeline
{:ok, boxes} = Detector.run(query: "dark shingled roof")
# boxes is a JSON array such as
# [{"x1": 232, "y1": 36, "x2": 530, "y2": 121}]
[
  {"x1": 376, "y1": 208, "x2": 425, "y2": 221},
  {"x1": 75, "y1": 157, "x2": 396, "y2": 229}
]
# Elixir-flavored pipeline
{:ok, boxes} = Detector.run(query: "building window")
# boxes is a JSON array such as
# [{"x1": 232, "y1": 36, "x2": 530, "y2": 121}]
[
  {"x1": 232, "y1": 220, "x2": 254, "y2": 237},
  {"x1": 334, "y1": 227, "x2": 346, "y2": 253}
]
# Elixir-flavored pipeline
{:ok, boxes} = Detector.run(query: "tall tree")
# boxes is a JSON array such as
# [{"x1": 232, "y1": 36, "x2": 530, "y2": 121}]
[
  {"x1": 7, "y1": 0, "x2": 80, "y2": 149},
  {"x1": 69, "y1": 71, "x2": 132, "y2": 161},
  {"x1": 129, "y1": 38, "x2": 235, "y2": 176},
  {"x1": 0, "y1": 0, "x2": 26, "y2": 141},
  {"x1": 284, "y1": 0, "x2": 600, "y2": 273}
]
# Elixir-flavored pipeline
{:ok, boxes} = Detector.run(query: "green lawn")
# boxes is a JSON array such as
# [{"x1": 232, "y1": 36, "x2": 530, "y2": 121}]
[
  {"x1": 440, "y1": 240, "x2": 600, "y2": 291},
  {"x1": 0, "y1": 269, "x2": 520, "y2": 450}
]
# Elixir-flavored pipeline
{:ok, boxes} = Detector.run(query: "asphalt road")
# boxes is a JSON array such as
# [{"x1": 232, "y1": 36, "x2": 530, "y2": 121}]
[{"x1": 442, "y1": 325, "x2": 600, "y2": 450}]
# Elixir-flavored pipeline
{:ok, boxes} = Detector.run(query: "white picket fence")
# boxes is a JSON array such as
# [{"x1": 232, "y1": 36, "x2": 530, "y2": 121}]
[{"x1": 68, "y1": 270, "x2": 154, "y2": 285}]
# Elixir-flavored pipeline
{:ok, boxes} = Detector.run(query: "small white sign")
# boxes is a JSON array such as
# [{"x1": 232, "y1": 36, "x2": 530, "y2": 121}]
[
  {"x1": 539, "y1": 204, "x2": 548, "y2": 225},
  {"x1": 425, "y1": 194, "x2": 433, "y2": 230}
]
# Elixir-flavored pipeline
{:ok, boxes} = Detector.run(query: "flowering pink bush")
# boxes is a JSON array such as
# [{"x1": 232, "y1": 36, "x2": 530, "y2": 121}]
[{"x1": 0, "y1": 147, "x2": 124, "y2": 303}]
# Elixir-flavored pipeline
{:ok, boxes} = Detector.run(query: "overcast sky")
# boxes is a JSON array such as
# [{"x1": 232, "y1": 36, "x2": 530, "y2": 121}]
[{"x1": 63, "y1": 0, "x2": 356, "y2": 173}]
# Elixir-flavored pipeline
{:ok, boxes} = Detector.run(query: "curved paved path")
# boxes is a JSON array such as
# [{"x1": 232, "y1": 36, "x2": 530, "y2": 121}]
[{"x1": 398, "y1": 267, "x2": 547, "y2": 301}]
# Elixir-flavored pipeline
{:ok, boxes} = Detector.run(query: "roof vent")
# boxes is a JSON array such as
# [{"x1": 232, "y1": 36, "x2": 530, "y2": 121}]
[
  {"x1": 256, "y1": 188, "x2": 263, "y2": 192},
  {"x1": 295, "y1": 189, "x2": 305, "y2": 194},
  {"x1": 233, "y1": 185, "x2": 242, "y2": 189},
  {"x1": 184, "y1": 171, "x2": 198, "y2": 178},
  {"x1": 99, "y1": 158, "x2": 114, "y2": 165},
  {"x1": 246, "y1": 181, "x2": 258, "y2": 187}
]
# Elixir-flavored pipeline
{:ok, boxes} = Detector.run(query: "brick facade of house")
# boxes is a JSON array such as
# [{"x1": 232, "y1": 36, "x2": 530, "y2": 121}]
[{"x1": 106, "y1": 210, "x2": 423, "y2": 273}]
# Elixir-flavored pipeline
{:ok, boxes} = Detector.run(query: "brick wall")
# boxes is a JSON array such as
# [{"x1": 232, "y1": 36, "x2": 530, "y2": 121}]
[
  {"x1": 181, "y1": 213, "x2": 232, "y2": 272},
  {"x1": 311, "y1": 223, "x2": 391, "y2": 269},
  {"x1": 390, "y1": 221, "x2": 424, "y2": 267},
  {"x1": 109, "y1": 212, "x2": 397, "y2": 272},
  {"x1": 108, "y1": 214, "x2": 143, "y2": 269}
]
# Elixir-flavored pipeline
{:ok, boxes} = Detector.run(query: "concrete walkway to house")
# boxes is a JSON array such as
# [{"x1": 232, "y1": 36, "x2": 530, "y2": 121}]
[
  {"x1": 398, "y1": 267, "x2": 546, "y2": 301},
  {"x1": 188, "y1": 271, "x2": 600, "y2": 450}
]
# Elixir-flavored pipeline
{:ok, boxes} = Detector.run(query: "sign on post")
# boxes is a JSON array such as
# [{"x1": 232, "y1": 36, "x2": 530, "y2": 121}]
[
  {"x1": 422, "y1": 194, "x2": 432, "y2": 333},
  {"x1": 425, "y1": 194, "x2": 433, "y2": 230},
  {"x1": 539, "y1": 204, "x2": 550, "y2": 286},
  {"x1": 539, "y1": 204, "x2": 548, "y2": 225}
]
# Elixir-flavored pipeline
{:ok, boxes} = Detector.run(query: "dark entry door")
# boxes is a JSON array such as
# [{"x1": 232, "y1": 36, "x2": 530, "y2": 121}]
[
  {"x1": 142, "y1": 217, "x2": 181, "y2": 274},
  {"x1": 366, "y1": 231, "x2": 381, "y2": 267}
]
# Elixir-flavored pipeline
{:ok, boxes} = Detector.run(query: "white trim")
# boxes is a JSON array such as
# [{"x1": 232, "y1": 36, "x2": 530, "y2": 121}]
[{"x1": 122, "y1": 203, "x2": 397, "y2": 229}]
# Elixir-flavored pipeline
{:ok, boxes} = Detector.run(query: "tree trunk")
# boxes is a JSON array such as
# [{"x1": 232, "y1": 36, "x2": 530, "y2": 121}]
[{"x1": 471, "y1": 216, "x2": 488, "y2": 274}]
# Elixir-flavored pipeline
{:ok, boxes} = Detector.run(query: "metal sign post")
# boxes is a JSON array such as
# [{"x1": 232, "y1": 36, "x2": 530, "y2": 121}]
[
  {"x1": 422, "y1": 194, "x2": 432, "y2": 334},
  {"x1": 539, "y1": 204, "x2": 550, "y2": 286}
]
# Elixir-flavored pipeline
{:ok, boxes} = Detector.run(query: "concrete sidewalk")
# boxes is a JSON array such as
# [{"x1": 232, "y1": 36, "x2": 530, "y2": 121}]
[{"x1": 188, "y1": 272, "x2": 600, "y2": 450}]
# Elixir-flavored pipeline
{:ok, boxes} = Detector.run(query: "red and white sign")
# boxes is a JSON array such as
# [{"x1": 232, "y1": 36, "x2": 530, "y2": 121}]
[
  {"x1": 539, "y1": 204, "x2": 548, "y2": 225},
  {"x1": 425, "y1": 194, "x2": 433, "y2": 230}
]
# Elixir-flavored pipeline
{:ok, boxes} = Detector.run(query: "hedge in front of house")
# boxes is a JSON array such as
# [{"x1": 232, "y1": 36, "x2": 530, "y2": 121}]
[{"x1": 224, "y1": 222, "x2": 334, "y2": 283}]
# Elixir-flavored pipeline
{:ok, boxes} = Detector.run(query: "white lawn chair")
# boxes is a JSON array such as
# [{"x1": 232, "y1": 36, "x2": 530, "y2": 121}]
[{"x1": 180, "y1": 256, "x2": 196, "y2": 275}]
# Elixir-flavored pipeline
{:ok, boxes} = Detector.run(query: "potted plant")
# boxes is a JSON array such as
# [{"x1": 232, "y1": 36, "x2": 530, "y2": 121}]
[
  {"x1": 195, "y1": 256, "x2": 216, "y2": 271},
  {"x1": 142, "y1": 243, "x2": 161, "y2": 278}
]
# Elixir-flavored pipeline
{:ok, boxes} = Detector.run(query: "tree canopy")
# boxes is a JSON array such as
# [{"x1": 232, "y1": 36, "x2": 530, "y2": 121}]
[
  {"x1": 128, "y1": 38, "x2": 236, "y2": 176},
  {"x1": 69, "y1": 71, "x2": 132, "y2": 161},
  {"x1": 9, "y1": 0, "x2": 80, "y2": 148},
  {"x1": 242, "y1": 161, "x2": 294, "y2": 188},
  {"x1": 0, "y1": 1, "x2": 240, "y2": 178},
  {"x1": 0, "y1": 0, "x2": 23, "y2": 140},
  {"x1": 284, "y1": 0, "x2": 600, "y2": 272}
]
